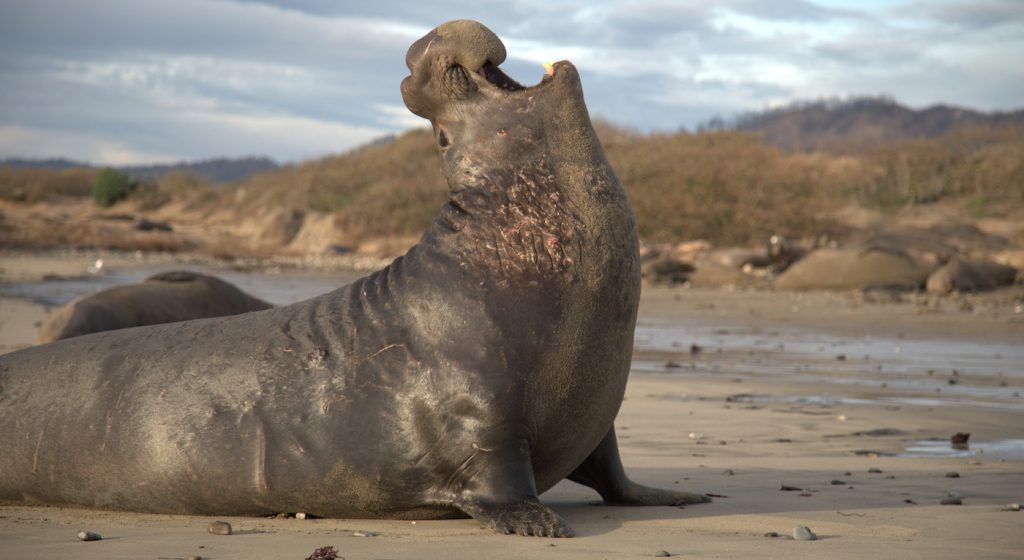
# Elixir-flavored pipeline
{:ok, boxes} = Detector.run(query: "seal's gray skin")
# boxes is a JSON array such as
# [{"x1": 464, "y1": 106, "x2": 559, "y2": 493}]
[
  {"x1": 37, "y1": 271, "x2": 273, "y2": 343},
  {"x1": 776, "y1": 248, "x2": 933, "y2": 291},
  {"x1": 925, "y1": 258, "x2": 1017, "y2": 294},
  {"x1": 0, "y1": 20, "x2": 707, "y2": 537}
]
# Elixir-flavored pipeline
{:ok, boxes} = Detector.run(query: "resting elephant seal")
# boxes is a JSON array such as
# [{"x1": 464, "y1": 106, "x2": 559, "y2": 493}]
[
  {"x1": 38, "y1": 271, "x2": 273, "y2": 343},
  {"x1": 775, "y1": 247, "x2": 934, "y2": 291},
  {"x1": 925, "y1": 258, "x2": 1017, "y2": 294},
  {"x1": 0, "y1": 20, "x2": 708, "y2": 537}
]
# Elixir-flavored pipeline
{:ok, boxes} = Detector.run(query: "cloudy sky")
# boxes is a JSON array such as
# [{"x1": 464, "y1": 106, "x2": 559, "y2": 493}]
[{"x1": 1, "y1": 0, "x2": 1021, "y2": 165}]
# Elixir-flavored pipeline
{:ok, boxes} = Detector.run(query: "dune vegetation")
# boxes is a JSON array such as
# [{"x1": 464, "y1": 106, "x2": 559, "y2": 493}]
[{"x1": 1, "y1": 119, "x2": 1021, "y2": 251}]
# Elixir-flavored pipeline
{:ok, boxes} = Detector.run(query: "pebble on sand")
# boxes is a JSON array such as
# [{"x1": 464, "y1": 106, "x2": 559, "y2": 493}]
[
  {"x1": 793, "y1": 526, "x2": 817, "y2": 541},
  {"x1": 654, "y1": 550, "x2": 672, "y2": 557},
  {"x1": 830, "y1": 479, "x2": 846, "y2": 485},
  {"x1": 940, "y1": 497, "x2": 963, "y2": 505},
  {"x1": 207, "y1": 521, "x2": 232, "y2": 535},
  {"x1": 76, "y1": 530, "x2": 102, "y2": 541},
  {"x1": 945, "y1": 472, "x2": 960, "y2": 478},
  {"x1": 868, "y1": 467, "x2": 883, "y2": 473},
  {"x1": 1001, "y1": 503, "x2": 1021, "y2": 511}
]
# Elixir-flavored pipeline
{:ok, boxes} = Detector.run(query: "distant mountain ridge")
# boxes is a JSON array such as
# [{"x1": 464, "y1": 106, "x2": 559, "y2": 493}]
[
  {"x1": 6, "y1": 98, "x2": 1023, "y2": 177},
  {"x1": 719, "y1": 97, "x2": 1024, "y2": 153},
  {"x1": 0, "y1": 156, "x2": 279, "y2": 184}
]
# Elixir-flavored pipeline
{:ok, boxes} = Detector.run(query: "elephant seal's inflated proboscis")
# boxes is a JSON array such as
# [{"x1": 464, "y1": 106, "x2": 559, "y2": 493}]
[
  {"x1": 37, "y1": 271, "x2": 273, "y2": 343},
  {"x1": 0, "y1": 20, "x2": 708, "y2": 537}
]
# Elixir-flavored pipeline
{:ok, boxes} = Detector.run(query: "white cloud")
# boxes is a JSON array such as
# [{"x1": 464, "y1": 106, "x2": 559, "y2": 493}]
[
  {"x1": 694, "y1": 55, "x2": 813, "y2": 89},
  {"x1": 373, "y1": 103, "x2": 430, "y2": 130},
  {"x1": 0, "y1": 0, "x2": 1020, "y2": 163},
  {"x1": 173, "y1": 110, "x2": 391, "y2": 163},
  {"x1": 0, "y1": 125, "x2": 178, "y2": 165},
  {"x1": 0, "y1": 105, "x2": 392, "y2": 166}
]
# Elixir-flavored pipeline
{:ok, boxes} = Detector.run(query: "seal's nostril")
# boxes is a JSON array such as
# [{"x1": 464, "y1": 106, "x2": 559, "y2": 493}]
[{"x1": 438, "y1": 129, "x2": 451, "y2": 148}]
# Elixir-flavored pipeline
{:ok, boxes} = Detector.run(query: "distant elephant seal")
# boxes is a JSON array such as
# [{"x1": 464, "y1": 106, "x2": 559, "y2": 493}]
[
  {"x1": 0, "y1": 20, "x2": 707, "y2": 537},
  {"x1": 37, "y1": 271, "x2": 273, "y2": 343},
  {"x1": 925, "y1": 259, "x2": 1017, "y2": 294},
  {"x1": 775, "y1": 247, "x2": 934, "y2": 291}
]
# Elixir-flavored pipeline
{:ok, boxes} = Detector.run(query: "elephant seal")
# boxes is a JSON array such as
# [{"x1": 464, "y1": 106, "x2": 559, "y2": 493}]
[
  {"x1": 38, "y1": 271, "x2": 273, "y2": 343},
  {"x1": 775, "y1": 247, "x2": 934, "y2": 291},
  {"x1": 0, "y1": 20, "x2": 707, "y2": 537},
  {"x1": 925, "y1": 258, "x2": 1017, "y2": 294}
]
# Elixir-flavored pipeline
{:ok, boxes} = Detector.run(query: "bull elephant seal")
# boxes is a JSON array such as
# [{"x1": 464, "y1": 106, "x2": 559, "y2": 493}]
[
  {"x1": 38, "y1": 271, "x2": 273, "y2": 343},
  {"x1": 0, "y1": 20, "x2": 707, "y2": 537}
]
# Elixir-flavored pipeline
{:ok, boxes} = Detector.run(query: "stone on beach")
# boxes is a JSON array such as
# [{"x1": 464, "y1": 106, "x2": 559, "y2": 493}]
[
  {"x1": 793, "y1": 525, "x2": 817, "y2": 541},
  {"x1": 207, "y1": 521, "x2": 232, "y2": 535}
]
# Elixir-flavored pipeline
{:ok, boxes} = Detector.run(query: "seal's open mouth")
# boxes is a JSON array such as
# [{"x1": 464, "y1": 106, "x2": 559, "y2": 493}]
[
  {"x1": 477, "y1": 62, "x2": 526, "y2": 92},
  {"x1": 401, "y1": 20, "x2": 569, "y2": 120}
]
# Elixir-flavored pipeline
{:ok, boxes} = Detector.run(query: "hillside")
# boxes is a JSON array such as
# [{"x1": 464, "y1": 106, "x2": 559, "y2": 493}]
[
  {"x1": 728, "y1": 97, "x2": 1024, "y2": 153},
  {"x1": 2, "y1": 101, "x2": 1022, "y2": 258},
  {"x1": 206, "y1": 119, "x2": 1022, "y2": 247},
  {"x1": 0, "y1": 156, "x2": 279, "y2": 184}
]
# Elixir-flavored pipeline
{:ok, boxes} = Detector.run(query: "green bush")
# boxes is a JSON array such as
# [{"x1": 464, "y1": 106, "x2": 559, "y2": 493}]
[{"x1": 92, "y1": 168, "x2": 135, "y2": 208}]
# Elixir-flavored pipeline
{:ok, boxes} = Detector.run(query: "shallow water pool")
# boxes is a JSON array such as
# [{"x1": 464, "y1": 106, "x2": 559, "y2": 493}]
[{"x1": 902, "y1": 438, "x2": 1024, "y2": 459}]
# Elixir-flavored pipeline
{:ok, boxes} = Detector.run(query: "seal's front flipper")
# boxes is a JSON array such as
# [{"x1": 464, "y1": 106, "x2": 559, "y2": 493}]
[
  {"x1": 568, "y1": 428, "x2": 711, "y2": 506},
  {"x1": 451, "y1": 440, "x2": 574, "y2": 537},
  {"x1": 458, "y1": 497, "x2": 574, "y2": 537}
]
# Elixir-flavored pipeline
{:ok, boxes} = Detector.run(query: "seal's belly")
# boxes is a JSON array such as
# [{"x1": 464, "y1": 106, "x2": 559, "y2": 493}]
[{"x1": 526, "y1": 319, "x2": 636, "y2": 492}]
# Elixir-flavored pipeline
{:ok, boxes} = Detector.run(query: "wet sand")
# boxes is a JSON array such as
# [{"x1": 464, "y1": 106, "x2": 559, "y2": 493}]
[{"x1": 1, "y1": 251, "x2": 1022, "y2": 559}]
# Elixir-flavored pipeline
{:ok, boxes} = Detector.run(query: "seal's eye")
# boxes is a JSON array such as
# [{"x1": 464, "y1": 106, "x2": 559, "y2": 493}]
[{"x1": 438, "y1": 129, "x2": 451, "y2": 148}]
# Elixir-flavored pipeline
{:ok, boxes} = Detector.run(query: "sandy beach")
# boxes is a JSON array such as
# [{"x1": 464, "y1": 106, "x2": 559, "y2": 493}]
[{"x1": 1, "y1": 251, "x2": 1022, "y2": 559}]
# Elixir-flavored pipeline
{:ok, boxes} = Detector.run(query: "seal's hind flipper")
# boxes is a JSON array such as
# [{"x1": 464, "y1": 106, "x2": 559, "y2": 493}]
[{"x1": 568, "y1": 428, "x2": 711, "y2": 506}]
